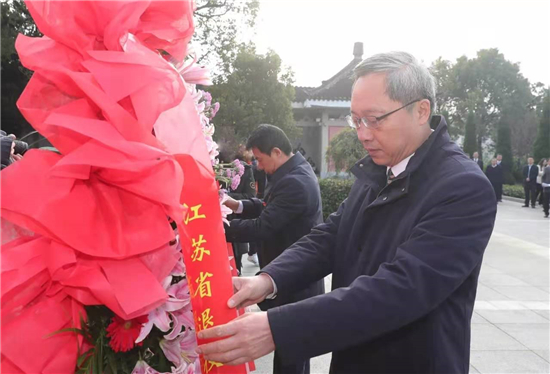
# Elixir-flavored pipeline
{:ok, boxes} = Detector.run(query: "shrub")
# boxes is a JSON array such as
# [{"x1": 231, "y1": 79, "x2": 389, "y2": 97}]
[
  {"x1": 319, "y1": 178, "x2": 354, "y2": 220},
  {"x1": 503, "y1": 184, "x2": 524, "y2": 199},
  {"x1": 325, "y1": 128, "x2": 366, "y2": 174},
  {"x1": 320, "y1": 181, "x2": 525, "y2": 220}
]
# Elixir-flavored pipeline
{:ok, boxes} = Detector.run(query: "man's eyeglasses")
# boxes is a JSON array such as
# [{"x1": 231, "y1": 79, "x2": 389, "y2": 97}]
[{"x1": 346, "y1": 99, "x2": 423, "y2": 130}]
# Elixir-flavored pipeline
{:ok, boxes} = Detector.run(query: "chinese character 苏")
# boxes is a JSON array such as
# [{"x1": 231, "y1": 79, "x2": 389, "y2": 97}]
[{"x1": 191, "y1": 234, "x2": 210, "y2": 262}]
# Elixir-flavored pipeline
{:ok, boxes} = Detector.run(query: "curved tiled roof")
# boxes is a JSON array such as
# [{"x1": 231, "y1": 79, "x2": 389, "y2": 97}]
[{"x1": 294, "y1": 57, "x2": 361, "y2": 102}]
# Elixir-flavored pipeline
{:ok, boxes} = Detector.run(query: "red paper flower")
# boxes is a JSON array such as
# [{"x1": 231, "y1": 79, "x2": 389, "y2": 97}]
[{"x1": 106, "y1": 315, "x2": 148, "y2": 352}]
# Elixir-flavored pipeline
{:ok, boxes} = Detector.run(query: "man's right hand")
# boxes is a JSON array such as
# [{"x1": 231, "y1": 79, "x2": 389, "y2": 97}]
[
  {"x1": 227, "y1": 274, "x2": 274, "y2": 309},
  {"x1": 223, "y1": 196, "x2": 240, "y2": 212}
]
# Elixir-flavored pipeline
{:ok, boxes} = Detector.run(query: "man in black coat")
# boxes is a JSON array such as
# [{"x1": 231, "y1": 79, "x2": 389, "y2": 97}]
[
  {"x1": 198, "y1": 52, "x2": 496, "y2": 374},
  {"x1": 222, "y1": 124, "x2": 325, "y2": 374},
  {"x1": 522, "y1": 157, "x2": 538, "y2": 208},
  {"x1": 486, "y1": 158, "x2": 503, "y2": 202},
  {"x1": 228, "y1": 159, "x2": 256, "y2": 275},
  {"x1": 542, "y1": 164, "x2": 550, "y2": 218},
  {"x1": 472, "y1": 151, "x2": 483, "y2": 169}
]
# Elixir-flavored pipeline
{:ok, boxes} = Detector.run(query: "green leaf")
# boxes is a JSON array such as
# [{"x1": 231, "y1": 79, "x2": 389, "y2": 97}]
[
  {"x1": 77, "y1": 348, "x2": 94, "y2": 368},
  {"x1": 45, "y1": 327, "x2": 86, "y2": 339},
  {"x1": 107, "y1": 350, "x2": 117, "y2": 374}
]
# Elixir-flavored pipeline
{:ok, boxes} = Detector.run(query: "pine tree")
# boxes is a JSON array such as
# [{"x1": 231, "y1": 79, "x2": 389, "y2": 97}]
[
  {"x1": 463, "y1": 112, "x2": 477, "y2": 158},
  {"x1": 533, "y1": 91, "x2": 550, "y2": 163},
  {"x1": 496, "y1": 117, "x2": 514, "y2": 184}
]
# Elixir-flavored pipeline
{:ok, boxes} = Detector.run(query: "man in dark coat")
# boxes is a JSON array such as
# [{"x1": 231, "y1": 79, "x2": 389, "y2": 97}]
[
  {"x1": 542, "y1": 164, "x2": 550, "y2": 218},
  {"x1": 472, "y1": 151, "x2": 483, "y2": 169},
  {"x1": 522, "y1": 157, "x2": 538, "y2": 208},
  {"x1": 228, "y1": 159, "x2": 256, "y2": 275},
  {"x1": 222, "y1": 124, "x2": 325, "y2": 374},
  {"x1": 198, "y1": 52, "x2": 496, "y2": 374},
  {"x1": 486, "y1": 158, "x2": 503, "y2": 202}
]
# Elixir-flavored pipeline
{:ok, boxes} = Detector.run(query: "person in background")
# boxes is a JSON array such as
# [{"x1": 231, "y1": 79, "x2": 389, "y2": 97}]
[
  {"x1": 496, "y1": 154, "x2": 503, "y2": 167},
  {"x1": 542, "y1": 161, "x2": 550, "y2": 218},
  {"x1": 523, "y1": 157, "x2": 538, "y2": 208},
  {"x1": 1, "y1": 131, "x2": 28, "y2": 169},
  {"x1": 228, "y1": 145, "x2": 256, "y2": 275},
  {"x1": 535, "y1": 158, "x2": 547, "y2": 207},
  {"x1": 472, "y1": 151, "x2": 483, "y2": 169},
  {"x1": 222, "y1": 124, "x2": 325, "y2": 374},
  {"x1": 486, "y1": 158, "x2": 503, "y2": 202}
]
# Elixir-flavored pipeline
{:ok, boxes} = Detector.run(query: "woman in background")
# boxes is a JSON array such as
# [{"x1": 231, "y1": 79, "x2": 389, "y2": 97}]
[{"x1": 536, "y1": 158, "x2": 547, "y2": 206}]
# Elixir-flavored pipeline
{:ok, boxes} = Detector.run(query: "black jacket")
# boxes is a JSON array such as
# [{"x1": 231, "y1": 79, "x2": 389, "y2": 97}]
[
  {"x1": 542, "y1": 166, "x2": 550, "y2": 185},
  {"x1": 252, "y1": 160, "x2": 267, "y2": 199},
  {"x1": 523, "y1": 164, "x2": 538, "y2": 185},
  {"x1": 485, "y1": 164, "x2": 503, "y2": 186},
  {"x1": 228, "y1": 163, "x2": 256, "y2": 200},
  {"x1": 473, "y1": 158, "x2": 483, "y2": 169},
  {"x1": 262, "y1": 116, "x2": 496, "y2": 374},
  {"x1": 225, "y1": 152, "x2": 325, "y2": 309}
]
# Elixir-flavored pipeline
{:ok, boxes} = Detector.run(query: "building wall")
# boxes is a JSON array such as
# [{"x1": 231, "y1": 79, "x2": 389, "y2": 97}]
[
  {"x1": 294, "y1": 120, "x2": 322, "y2": 175},
  {"x1": 294, "y1": 107, "x2": 350, "y2": 177}
]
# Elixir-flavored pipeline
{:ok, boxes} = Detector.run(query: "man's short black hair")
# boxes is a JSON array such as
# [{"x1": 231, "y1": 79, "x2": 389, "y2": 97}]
[{"x1": 246, "y1": 124, "x2": 292, "y2": 156}]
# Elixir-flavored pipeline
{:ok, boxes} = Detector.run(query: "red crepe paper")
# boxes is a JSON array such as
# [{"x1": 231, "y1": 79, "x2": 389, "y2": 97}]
[{"x1": 1, "y1": 1, "x2": 246, "y2": 373}]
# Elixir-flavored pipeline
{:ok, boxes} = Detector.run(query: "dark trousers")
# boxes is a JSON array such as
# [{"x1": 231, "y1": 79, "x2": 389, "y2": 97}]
[
  {"x1": 535, "y1": 183, "x2": 543, "y2": 205},
  {"x1": 232, "y1": 243, "x2": 247, "y2": 274},
  {"x1": 543, "y1": 188, "x2": 550, "y2": 216},
  {"x1": 248, "y1": 241, "x2": 259, "y2": 256},
  {"x1": 524, "y1": 182, "x2": 536, "y2": 206},
  {"x1": 492, "y1": 183, "x2": 503, "y2": 201},
  {"x1": 273, "y1": 350, "x2": 310, "y2": 374}
]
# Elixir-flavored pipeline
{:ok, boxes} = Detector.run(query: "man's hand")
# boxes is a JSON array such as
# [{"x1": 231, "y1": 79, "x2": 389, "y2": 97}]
[
  {"x1": 227, "y1": 275, "x2": 274, "y2": 309},
  {"x1": 223, "y1": 196, "x2": 240, "y2": 212},
  {"x1": 197, "y1": 312, "x2": 275, "y2": 365}
]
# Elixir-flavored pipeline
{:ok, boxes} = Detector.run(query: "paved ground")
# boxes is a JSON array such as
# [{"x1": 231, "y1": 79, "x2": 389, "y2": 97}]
[{"x1": 241, "y1": 198, "x2": 550, "y2": 374}]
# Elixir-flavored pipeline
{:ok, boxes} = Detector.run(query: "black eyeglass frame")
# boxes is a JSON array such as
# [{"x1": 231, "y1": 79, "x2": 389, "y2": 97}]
[{"x1": 346, "y1": 99, "x2": 424, "y2": 130}]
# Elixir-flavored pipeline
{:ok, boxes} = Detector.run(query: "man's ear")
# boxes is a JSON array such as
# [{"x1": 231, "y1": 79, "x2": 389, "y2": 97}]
[
  {"x1": 417, "y1": 99, "x2": 431, "y2": 125},
  {"x1": 271, "y1": 147, "x2": 282, "y2": 157}
]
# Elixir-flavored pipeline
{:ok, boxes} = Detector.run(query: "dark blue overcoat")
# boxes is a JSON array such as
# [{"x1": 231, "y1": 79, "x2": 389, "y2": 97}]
[{"x1": 263, "y1": 116, "x2": 496, "y2": 374}]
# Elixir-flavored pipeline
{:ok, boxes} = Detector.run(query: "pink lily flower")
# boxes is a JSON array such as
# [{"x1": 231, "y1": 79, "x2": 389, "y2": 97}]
[
  {"x1": 131, "y1": 360, "x2": 160, "y2": 374},
  {"x1": 136, "y1": 278, "x2": 191, "y2": 343},
  {"x1": 159, "y1": 328, "x2": 199, "y2": 367}
]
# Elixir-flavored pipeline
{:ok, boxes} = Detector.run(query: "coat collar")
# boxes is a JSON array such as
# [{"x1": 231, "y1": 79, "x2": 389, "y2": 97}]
[
  {"x1": 268, "y1": 152, "x2": 307, "y2": 186},
  {"x1": 351, "y1": 115, "x2": 449, "y2": 185}
]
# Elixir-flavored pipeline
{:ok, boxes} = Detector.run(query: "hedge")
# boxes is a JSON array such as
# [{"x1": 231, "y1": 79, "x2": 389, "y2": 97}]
[
  {"x1": 503, "y1": 184, "x2": 525, "y2": 199},
  {"x1": 319, "y1": 178, "x2": 354, "y2": 219},
  {"x1": 319, "y1": 180, "x2": 526, "y2": 219}
]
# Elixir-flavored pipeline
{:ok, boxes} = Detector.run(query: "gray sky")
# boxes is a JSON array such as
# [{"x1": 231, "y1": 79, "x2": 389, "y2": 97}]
[{"x1": 252, "y1": 0, "x2": 550, "y2": 88}]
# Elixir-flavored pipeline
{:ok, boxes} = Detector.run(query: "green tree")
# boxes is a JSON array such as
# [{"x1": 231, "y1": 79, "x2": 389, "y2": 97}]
[
  {"x1": 1, "y1": 0, "x2": 41, "y2": 136},
  {"x1": 533, "y1": 90, "x2": 550, "y2": 162},
  {"x1": 495, "y1": 116, "x2": 514, "y2": 184},
  {"x1": 325, "y1": 128, "x2": 366, "y2": 174},
  {"x1": 463, "y1": 111, "x2": 477, "y2": 157},
  {"x1": 431, "y1": 49, "x2": 534, "y2": 163},
  {"x1": 209, "y1": 46, "x2": 299, "y2": 142},
  {"x1": 193, "y1": 0, "x2": 259, "y2": 76}
]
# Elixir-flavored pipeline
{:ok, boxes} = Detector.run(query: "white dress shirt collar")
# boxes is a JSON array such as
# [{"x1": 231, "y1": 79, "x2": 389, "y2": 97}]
[{"x1": 387, "y1": 153, "x2": 415, "y2": 178}]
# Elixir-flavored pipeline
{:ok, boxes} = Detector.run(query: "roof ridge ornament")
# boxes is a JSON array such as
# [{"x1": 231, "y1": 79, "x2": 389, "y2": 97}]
[{"x1": 353, "y1": 42, "x2": 364, "y2": 59}]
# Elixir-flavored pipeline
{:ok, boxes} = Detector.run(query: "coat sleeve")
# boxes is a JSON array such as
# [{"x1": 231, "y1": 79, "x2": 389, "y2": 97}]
[
  {"x1": 266, "y1": 171, "x2": 496, "y2": 364},
  {"x1": 259, "y1": 199, "x2": 346, "y2": 294},
  {"x1": 225, "y1": 177, "x2": 313, "y2": 243}
]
